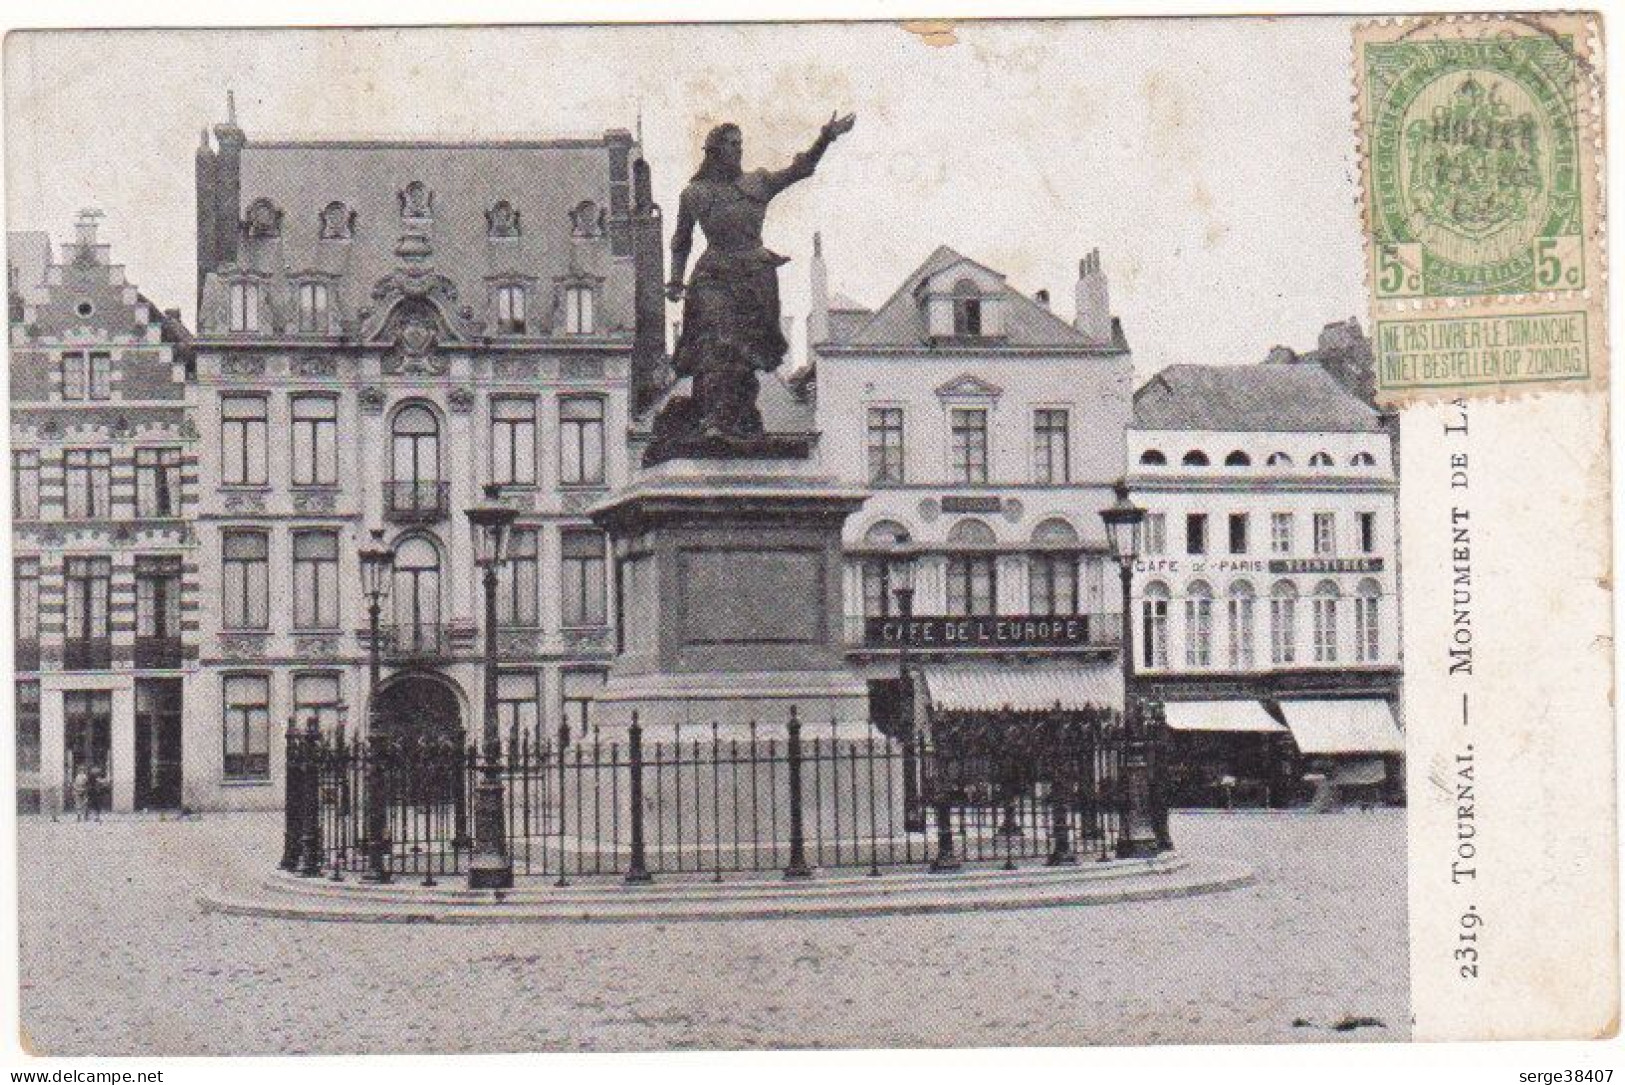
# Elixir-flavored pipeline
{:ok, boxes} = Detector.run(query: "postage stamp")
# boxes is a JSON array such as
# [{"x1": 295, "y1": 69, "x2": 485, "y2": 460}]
[{"x1": 1354, "y1": 13, "x2": 1607, "y2": 403}]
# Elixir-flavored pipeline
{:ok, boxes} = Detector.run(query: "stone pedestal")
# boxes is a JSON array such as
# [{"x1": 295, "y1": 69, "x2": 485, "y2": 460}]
[{"x1": 589, "y1": 455, "x2": 870, "y2": 731}]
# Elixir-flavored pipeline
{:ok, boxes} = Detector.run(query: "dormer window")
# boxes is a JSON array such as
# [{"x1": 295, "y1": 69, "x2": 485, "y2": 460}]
[
  {"x1": 570, "y1": 200, "x2": 602, "y2": 238},
  {"x1": 487, "y1": 201, "x2": 521, "y2": 238},
  {"x1": 297, "y1": 282, "x2": 330, "y2": 334},
  {"x1": 399, "y1": 181, "x2": 433, "y2": 221},
  {"x1": 228, "y1": 282, "x2": 259, "y2": 333},
  {"x1": 319, "y1": 201, "x2": 354, "y2": 240},
  {"x1": 1309, "y1": 451, "x2": 1334, "y2": 467},
  {"x1": 1139, "y1": 449, "x2": 1168, "y2": 466},
  {"x1": 952, "y1": 279, "x2": 983, "y2": 336},
  {"x1": 494, "y1": 285, "x2": 527, "y2": 335},
  {"x1": 1181, "y1": 450, "x2": 1210, "y2": 467},
  {"x1": 564, "y1": 285, "x2": 595, "y2": 335},
  {"x1": 243, "y1": 198, "x2": 283, "y2": 239}
]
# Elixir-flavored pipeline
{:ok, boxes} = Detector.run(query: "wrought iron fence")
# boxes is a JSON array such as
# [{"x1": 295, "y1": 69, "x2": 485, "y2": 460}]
[{"x1": 281, "y1": 706, "x2": 1138, "y2": 884}]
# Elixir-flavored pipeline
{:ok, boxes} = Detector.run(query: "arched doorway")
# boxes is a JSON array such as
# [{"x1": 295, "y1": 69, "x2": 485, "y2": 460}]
[{"x1": 372, "y1": 671, "x2": 464, "y2": 745}]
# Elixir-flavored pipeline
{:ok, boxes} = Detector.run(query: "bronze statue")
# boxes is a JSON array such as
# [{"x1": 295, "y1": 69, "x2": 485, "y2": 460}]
[{"x1": 654, "y1": 113, "x2": 856, "y2": 452}]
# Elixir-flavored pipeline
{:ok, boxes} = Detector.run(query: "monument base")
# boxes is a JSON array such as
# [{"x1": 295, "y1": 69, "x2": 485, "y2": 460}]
[{"x1": 589, "y1": 455, "x2": 871, "y2": 735}]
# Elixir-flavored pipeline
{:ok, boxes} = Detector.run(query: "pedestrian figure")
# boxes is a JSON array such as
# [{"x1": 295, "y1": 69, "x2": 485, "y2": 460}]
[
  {"x1": 72, "y1": 765, "x2": 90, "y2": 822},
  {"x1": 85, "y1": 765, "x2": 104, "y2": 821}
]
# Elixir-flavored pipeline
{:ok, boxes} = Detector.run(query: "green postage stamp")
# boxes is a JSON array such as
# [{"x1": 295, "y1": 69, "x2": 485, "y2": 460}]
[{"x1": 1355, "y1": 14, "x2": 1606, "y2": 401}]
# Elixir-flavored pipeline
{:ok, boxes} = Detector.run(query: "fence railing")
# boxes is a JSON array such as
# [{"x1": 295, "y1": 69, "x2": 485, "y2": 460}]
[{"x1": 281, "y1": 706, "x2": 1140, "y2": 884}]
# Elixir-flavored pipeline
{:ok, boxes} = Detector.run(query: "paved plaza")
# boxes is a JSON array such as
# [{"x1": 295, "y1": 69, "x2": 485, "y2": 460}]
[{"x1": 18, "y1": 808, "x2": 1409, "y2": 1055}]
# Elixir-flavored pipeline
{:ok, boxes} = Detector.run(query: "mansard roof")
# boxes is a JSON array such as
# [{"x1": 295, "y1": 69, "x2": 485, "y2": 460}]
[
  {"x1": 198, "y1": 130, "x2": 642, "y2": 339},
  {"x1": 1132, "y1": 362, "x2": 1383, "y2": 434}
]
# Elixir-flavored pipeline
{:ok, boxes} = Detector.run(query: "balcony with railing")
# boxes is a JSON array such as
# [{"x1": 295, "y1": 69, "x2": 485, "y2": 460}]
[
  {"x1": 381, "y1": 623, "x2": 451, "y2": 661},
  {"x1": 63, "y1": 638, "x2": 113, "y2": 671},
  {"x1": 384, "y1": 480, "x2": 450, "y2": 523},
  {"x1": 844, "y1": 611, "x2": 1123, "y2": 652},
  {"x1": 134, "y1": 636, "x2": 185, "y2": 669}
]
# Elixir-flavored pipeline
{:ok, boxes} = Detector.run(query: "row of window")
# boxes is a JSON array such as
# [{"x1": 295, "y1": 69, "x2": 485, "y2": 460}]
[
  {"x1": 218, "y1": 527, "x2": 608, "y2": 633},
  {"x1": 1139, "y1": 579, "x2": 1383, "y2": 669},
  {"x1": 1139, "y1": 448, "x2": 1380, "y2": 469},
  {"x1": 860, "y1": 552, "x2": 1101, "y2": 618},
  {"x1": 13, "y1": 555, "x2": 182, "y2": 648},
  {"x1": 1143, "y1": 509, "x2": 1380, "y2": 558},
  {"x1": 223, "y1": 281, "x2": 597, "y2": 336},
  {"x1": 217, "y1": 394, "x2": 607, "y2": 489},
  {"x1": 865, "y1": 406, "x2": 1072, "y2": 486},
  {"x1": 11, "y1": 447, "x2": 183, "y2": 520},
  {"x1": 217, "y1": 668, "x2": 605, "y2": 783}
]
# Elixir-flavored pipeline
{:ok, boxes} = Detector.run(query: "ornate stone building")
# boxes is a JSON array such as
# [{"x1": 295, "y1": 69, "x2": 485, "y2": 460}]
[
  {"x1": 189, "y1": 108, "x2": 665, "y2": 809},
  {"x1": 9, "y1": 212, "x2": 197, "y2": 813}
]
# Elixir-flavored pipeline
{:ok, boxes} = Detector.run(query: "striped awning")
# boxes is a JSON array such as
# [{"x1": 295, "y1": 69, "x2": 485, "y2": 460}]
[
  {"x1": 1279, "y1": 699, "x2": 1404, "y2": 755},
  {"x1": 1163, "y1": 700, "x2": 1289, "y2": 734},
  {"x1": 918, "y1": 663, "x2": 1122, "y2": 713}
]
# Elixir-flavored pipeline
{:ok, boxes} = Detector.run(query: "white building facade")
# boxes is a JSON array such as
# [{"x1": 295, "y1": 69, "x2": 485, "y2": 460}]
[
  {"x1": 807, "y1": 241, "x2": 1134, "y2": 716},
  {"x1": 1126, "y1": 362, "x2": 1403, "y2": 801}
]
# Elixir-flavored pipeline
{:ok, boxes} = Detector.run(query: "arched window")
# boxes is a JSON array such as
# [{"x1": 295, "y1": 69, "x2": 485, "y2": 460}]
[
  {"x1": 390, "y1": 403, "x2": 442, "y2": 518},
  {"x1": 1181, "y1": 449, "x2": 1210, "y2": 467},
  {"x1": 860, "y1": 520, "x2": 911, "y2": 618},
  {"x1": 946, "y1": 517, "x2": 997, "y2": 617},
  {"x1": 1350, "y1": 451, "x2": 1377, "y2": 467},
  {"x1": 946, "y1": 518, "x2": 996, "y2": 547},
  {"x1": 951, "y1": 278, "x2": 982, "y2": 337},
  {"x1": 1184, "y1": 580, "x2": 1214, "y2": 668},
  {"x1": 391, "y1": 535, "x2": 442, "y2": 653},
  {"x1": 1312, "y1": 579, "x2": 1341, "y2": 662},
  {"x1": 1141, "y1": 581, "x2": 1170, "y2": 669},
  {"x1": 1029, "y1": 520, "x2": 1080, "y2": 617},
  {"x1": 1267, "y1": 451, "x2": 1294, "y2": 467},
  {"x1": 1270, "y1": 581, "x2": 1298, "y2": 665},
  {"x1": 1138, "y1": 449, "x2": 1167, "y2": 466},
  {"x1": 1354, "y1": 577, "x2": 1382, "y2": 662},
  {"x1": 1309, "y1": 451, "x2": 1334, "y2": 467},
  {"x1": 1224, "y1": 450, "x2": 1252, "y2": 467},
  {"x1": 1227, "y1": 580, "x2": 1256, "y2": 669}
]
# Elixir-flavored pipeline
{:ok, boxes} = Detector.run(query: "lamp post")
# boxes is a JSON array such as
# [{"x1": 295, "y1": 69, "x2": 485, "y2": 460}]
[
  {"x1": 357, "y1": 529, "x2": 395, "y2": 882},
  {"x1": 1101, "y1": 480, "x2": 1160, "y2": 858},
  {"x1": 890, "y1": 535, "x2": 923, "y2": 833},
  {"x1": 466, "y1": 484, "x2": 519, "y2": 890}
]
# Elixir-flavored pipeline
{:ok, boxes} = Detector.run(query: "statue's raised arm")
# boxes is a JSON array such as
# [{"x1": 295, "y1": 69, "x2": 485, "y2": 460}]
[{"x1": 759, "y1": 112, "x2": 857, "y2": 200}]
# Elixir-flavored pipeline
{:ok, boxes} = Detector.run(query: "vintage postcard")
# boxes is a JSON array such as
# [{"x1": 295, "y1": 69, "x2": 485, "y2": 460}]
[{"x1": 0, "y1": 12, "x2": 1615, "y2": 1063}]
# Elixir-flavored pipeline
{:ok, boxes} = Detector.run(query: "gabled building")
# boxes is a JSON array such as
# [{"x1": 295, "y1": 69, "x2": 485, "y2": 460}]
[
  {"x1": 9, "y1": 212, "x2": 197, "y2": 814},
  {"x1": 807, "y1": 238, "x2": 1135, "y2": 721},
  {"x1": 1126, "y1": 354, "x2": 1404, "y2": 804},
  {"x1": 188, "y1": 105, "x2": 664, "y2": 809}
]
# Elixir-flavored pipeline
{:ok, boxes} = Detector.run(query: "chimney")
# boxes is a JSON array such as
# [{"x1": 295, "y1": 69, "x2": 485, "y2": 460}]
[
  {"x1": 210, "y1": 91, "x2": 246, "y2": 291},
  {"x1": 630, "y1": 154, "x2": 670, "y2": 417},
  {"x1": 1034, "y1": 288, "x2": 1050, "y2": 308},
  {"x1": 1073, "y1": 248, "x2": 1111, "y2": 344},
  {"x1": 807, "y1": 231, "x2": 829, "y2": 360},
  {"x1": 74, "y1": 208, "x2": 102, "y2": 249},
  {"x1": 1072, "y1": 248, "x2": 1111, "y2": 342}
]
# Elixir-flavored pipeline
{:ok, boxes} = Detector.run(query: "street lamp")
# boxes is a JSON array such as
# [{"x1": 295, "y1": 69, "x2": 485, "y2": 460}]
[
  {"x1": 357, "y1": 529, "x2": 395, "y2": 882},
  {"x1": 1100, "y1": 480, "x2": 1160, "y2": 858},
  {"x1": 466, "y1": 484, "x2": 519, "y2": 890},
  {"x1": 889, "y1": 533, "x2": 923, "y2": 833}
]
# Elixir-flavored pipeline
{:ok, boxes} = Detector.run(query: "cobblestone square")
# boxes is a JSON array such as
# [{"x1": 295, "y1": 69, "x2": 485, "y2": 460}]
[{"x1": 18, "y1": 808, "x2": 1408, "y2": 1054}]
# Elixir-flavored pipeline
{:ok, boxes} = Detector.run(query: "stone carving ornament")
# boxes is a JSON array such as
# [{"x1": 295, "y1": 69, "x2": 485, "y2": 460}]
[
  {"x1": 358, "y1": 386, "x2": 386, "y2": 414},
  {"x1": 319, "y1": 201, "x2": 356, "y2": 240},
  {"x1": 448, "y1": 387, "x2": 476, "y2": 413},
  {"x1": 487, "y1": 201, "x2": 522, "y2": 238}
]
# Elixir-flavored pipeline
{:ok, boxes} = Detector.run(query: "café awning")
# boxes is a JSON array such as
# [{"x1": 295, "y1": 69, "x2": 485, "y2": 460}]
[
  {"x1": 918, "y1": 663, "x2": 1122, "y2": 713},
  {"x1": 1278, "y1": 699, "x2": 1404, "y2": 755},
  {"x1": 1163, "y1": 700, "x2": 1289, "y2": 734}
]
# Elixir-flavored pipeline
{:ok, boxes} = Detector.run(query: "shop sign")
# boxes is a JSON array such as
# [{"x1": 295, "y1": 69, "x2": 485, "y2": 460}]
[{"x1": 865, "y1": 614, "x2": 1102, "y2": 648}]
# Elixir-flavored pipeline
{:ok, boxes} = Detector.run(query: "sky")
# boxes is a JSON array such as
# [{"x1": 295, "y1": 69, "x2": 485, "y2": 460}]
[{"x1": 4, "y1": 18, "x2": 1368, "y2": 379}]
